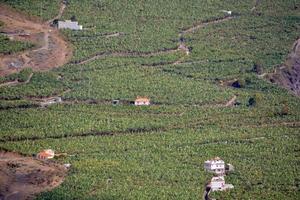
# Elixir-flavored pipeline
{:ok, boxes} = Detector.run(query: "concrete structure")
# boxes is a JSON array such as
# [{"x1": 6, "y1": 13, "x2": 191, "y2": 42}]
[
  {"x1": 58, "y1": 20, "x2": 82, "y2": 30},
  {"x1": 209, "y1": 176, "x2": 234, "y2": 191},
  {"x1": 225, "y1": 163, "x2": 235, "y2": 173},
  {"x1": 204, "y1": 157, "x2": 225, "y2": 175},
  {"x1": 220, "y1": 10, "x2": 232, "y2": 15},
  {"x1": 112, "y1": 99, "x2": 120, "y2": 105},
  {"x1": 210, "y1": 176, "x2": 225, "y2": 191},
  {"x1": 40, "y1": 97, "x2": 62, "y2": 107},
  {"x1": 135, "y1": 96, "x2": 150, "y2": 106}
]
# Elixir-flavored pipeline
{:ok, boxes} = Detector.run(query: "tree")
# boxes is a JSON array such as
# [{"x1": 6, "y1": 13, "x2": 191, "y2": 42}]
[
  {"x1": 247, "y1": 93, "x2": 262, "y2": 107},
  {"x1": 248, "y1": 97, "x2": 256, "y2": 107},
  {"x1": 252, "y1": 62, "x2": 263, "y2": 75},
  {"x1": 71, "y1": 15, "x2": 77, "y2": 22},
  {"x1": 279, "y1": 101, "x2": 289, "y2": 116}
]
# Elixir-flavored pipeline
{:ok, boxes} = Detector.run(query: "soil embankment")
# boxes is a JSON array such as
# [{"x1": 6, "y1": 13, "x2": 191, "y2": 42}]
[
  {"x1": 0, "y1": 4, "x2": 72, "y2": 76},
  {"x1": 268, "y1": 38, "x2": 300, "y2": 96},
  {"x1": 0, "y1": 151, "x2": 67, "y2": 200}
]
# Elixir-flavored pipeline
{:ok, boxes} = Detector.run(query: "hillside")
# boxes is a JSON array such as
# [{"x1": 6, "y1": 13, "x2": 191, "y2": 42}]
[{"x1": 0, "y1": 0, "x2": 299, "y2": 199}]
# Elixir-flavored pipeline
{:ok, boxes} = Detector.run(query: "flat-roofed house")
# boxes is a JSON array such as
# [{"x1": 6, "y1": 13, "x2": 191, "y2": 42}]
[
  {"x1": 204, "y1": 157, "x2": 225, "y2": 175},
  {"x1": 135, "y1": 96, "x2": 150, "y2": 106},
  {"x1": 58, "y1": 20, "x2": 83, "y2": 30},
  {"x1": 210, "y1": 176, "x2": 225, "y2": 191},
  {"x1": 209, "y1": 176, "x2": 234, "y2": 191}
]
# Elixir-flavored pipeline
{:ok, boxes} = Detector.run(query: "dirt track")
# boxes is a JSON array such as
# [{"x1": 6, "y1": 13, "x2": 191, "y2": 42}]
[
  {"x1": 73, "y1": 15, "x2": 235, "y2": 65},
  {"x1": 0, "y1": 151, "x2": 67, "y2": 200},
  {"x1": 0, "y1": 4, "x2": 72, "y2": 76}
]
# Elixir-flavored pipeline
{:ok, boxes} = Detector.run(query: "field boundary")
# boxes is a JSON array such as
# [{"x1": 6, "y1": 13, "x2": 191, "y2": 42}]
[
  {"x1": 72, "y1": 15, "x2": 236, "y2": 65},
  {"x1": 0, "y1": 72, "x2": 33, "y2": 87}
]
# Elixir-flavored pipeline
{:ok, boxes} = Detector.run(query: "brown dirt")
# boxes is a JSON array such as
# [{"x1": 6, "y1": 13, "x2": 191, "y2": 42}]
[
  {"x1": 268, "y1": 38, "x2": 300, "y2": 96},
  {"x1": 0, "y1": 151, "x2": 67, "y2": 200},
  {"x1": 0, "y1": 4, "x2": 72, "y2": 76}
]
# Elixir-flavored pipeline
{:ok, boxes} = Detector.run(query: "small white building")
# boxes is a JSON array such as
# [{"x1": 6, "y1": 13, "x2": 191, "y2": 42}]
[
  {"x1": 204, "y1": 157, "x2": 225, "y2": 175},
  {"x1": 40, "y1": 97, "x2": 62, "y2": 107},
  {"x1": 210, "y1": 176, "x2": 225, "y2": 191},
  {"x1": 58, "y1": 20, "x2": 83, "y2": 30},
  {"x1": 134, "y1": 96, "x2": 150, "y2": 106},
  {"x1": 209, "y1": 176, "x2": 234, "y2": 191}
]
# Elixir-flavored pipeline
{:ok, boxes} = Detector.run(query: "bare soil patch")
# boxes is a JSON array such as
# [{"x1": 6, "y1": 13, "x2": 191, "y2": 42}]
[
  {"x1": 268, "y1": 38, "x2": 300, "y2": 96},
  {"x1": 0, "y1": 151, "x2": 67, "y2": 200},
  {"x1": 0, "y1": 4, "x2": 72, "y2": 76}
]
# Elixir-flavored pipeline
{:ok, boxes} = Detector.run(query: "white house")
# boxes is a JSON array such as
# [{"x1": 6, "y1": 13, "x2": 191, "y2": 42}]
[
  {"x1": 134, "y1": 96, "x2": 150, "y2": 106},
  {"x1": 58, "y1": 20, "x2": 83, "y2": 30},
  {"x1": 210, "y1": 176, "x2": 225, "y2": 191},
  {"x1": 209, "y1": 176, "x2": 234, "y2": 191},
  {"x1": 204, "y1": 157, "x2": 225, "y2": 175}
]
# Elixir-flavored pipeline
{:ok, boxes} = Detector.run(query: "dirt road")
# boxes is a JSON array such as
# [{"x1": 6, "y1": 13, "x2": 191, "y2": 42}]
[{"x1": 0, "y1": 4, "x2": 72, "y2": 76}]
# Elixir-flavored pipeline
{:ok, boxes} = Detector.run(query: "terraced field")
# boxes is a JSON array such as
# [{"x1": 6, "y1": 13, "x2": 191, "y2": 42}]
[{"x1": 0, "y1": 0, "x2": 299, "y2": 199}]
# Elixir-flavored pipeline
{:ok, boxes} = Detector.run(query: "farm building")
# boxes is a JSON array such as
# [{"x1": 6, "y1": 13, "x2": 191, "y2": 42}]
[
  {"x1": 40, "y1": 97, "x2": 62, "y2": 107},
  {"x1": 135, "y1": 96, "x2": 150, "y2": 106},
  {"x1": 36, "y1": 149, "x2": 55, "y2": 160},
  {"x1": 204, "y1": 157, "x2": 225, "y2": 175},
  {"x1": 58, "y1": 20, "x2": 82, "y2": 30},
  {"x1": 209, "y1": 176, "x2": 234, "y2": 191}
]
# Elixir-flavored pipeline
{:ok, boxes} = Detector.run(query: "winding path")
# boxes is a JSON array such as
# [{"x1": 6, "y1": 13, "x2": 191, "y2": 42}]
[
  {"x1": 73, "y1": 47, "x2": 180, "y2": 65},
  {"x1": 0, "y1": 73, "x2": 33, "y2": 87},
  {"x1": 73, "y1": 15, "x2": 235, "y2": 65},
  {"x1": 47, "y1": 1, "x2": 66, "y2": 23},
  {"x1": 0, "y1": 4, "x2": 72, "y2": 76}
]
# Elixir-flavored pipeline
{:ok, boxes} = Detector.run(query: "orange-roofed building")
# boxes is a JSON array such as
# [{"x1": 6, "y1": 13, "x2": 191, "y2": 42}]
[
  {"x1": 36, "y1": 149, "x2": 55, "y2": 160},
  {"x1": 135, "y1": 96, "x2": 150, "y2": 106}
]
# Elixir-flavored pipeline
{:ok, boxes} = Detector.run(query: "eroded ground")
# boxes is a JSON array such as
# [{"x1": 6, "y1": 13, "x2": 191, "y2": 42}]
[
  {"x1": 0, "y1": 4, "x2": 72, "y2": 76},
  {"x1": 0, "y1": 151, "x2": 67, "y2": 200},
  {"x1": 268, "y1": 38, "x2": 300, "y2": 96}
]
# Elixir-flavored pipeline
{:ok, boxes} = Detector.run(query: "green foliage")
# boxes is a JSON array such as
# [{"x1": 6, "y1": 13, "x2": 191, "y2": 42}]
[
  {"x1": 0, "y1": 35, "x2": 34, "y2": 55},
  {"x1": 0, "y1": 0, "x2": 300, "y2": 199},
  {"x1": 1, "y1": 0, "x2": 61, "y2": 20}
]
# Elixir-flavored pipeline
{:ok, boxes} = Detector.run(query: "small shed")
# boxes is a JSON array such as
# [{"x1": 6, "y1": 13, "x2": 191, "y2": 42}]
[
  {"x1": 58, "y1": 20, "x2": 83, "y2": 30},
  {"x1": 36, "y1": 149, "x2": 55, "y2": 160},
  {"x1": 135, "y1": 96, "x2": 150, "y2": 106},
  {"x1": 40, "y1": 97, "x2": 62, "y2": 107}
]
